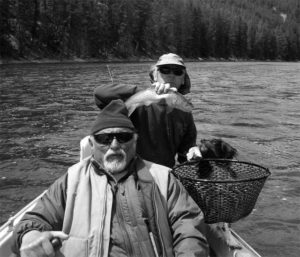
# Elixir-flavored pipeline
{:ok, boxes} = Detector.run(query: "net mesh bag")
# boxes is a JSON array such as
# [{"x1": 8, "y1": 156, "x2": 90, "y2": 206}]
[{"x1": 172, "y1": 159, "x2": 270, "y2": 224}]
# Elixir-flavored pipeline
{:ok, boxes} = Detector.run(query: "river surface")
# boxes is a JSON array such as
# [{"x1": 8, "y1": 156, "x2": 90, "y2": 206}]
[{"x1": 0, "y1": 61, "x2": 299, "y2": 256}]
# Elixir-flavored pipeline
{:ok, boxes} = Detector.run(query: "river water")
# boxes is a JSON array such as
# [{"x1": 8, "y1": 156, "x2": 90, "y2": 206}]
[{"x1": 0, "y1": 61, "x2": 299, "y2": 256}]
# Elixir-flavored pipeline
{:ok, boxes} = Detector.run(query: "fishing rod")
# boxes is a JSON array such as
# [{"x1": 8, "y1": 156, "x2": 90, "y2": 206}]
[{"x1": 106, "y1": 65, "x2": 114, "y2": 84}]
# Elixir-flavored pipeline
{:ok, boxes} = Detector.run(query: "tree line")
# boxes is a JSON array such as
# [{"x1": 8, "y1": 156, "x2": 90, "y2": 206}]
[{"x1": 1, "y1": 0, "x2": 300, "y2": 61}]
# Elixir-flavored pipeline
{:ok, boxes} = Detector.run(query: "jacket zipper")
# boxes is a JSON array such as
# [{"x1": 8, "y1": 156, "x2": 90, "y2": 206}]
[
  {"x1": 97, "y1": 182, "x2": 108, "y2": 257},
  {"x1": 116, "y1": 185, "x2": 135, "y2": 256},
  {"x1": 152, "y1": 184, "x2": 165, "y2": 257}
]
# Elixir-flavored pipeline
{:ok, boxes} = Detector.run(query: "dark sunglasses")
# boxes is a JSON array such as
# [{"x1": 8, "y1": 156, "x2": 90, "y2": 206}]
[
  {"x1": 158, "y1": 67, "x2": 185, "y2": 76},
  {"x1": 94, "y1": 132, "x2": 134, "y2": 145}
]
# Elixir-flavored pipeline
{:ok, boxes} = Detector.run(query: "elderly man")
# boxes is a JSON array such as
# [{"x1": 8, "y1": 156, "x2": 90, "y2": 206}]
[
  {"x1": 81, "y1": 53, "x2": 236, "y2": 167},
  {"x1": 13, "y1": 99, "x2": 209, "y2": 257}
]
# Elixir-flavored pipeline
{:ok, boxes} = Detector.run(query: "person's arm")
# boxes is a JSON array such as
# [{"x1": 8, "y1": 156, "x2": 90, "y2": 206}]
[
  {"x1": 94, "y1": 84, "x2": 140, "y2": 109},
  {"x1": 177, "y1": 113, "x2": 197, "y2": 163},
  {"x1": 12, "y1": 173, "x2": 68, "y2": 254},
  {"x1": 167, "y1": 173, "x2": 209, "y2": 257}
]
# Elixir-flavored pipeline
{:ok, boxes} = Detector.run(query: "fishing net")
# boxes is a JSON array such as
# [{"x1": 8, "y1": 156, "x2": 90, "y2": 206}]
[{"x1": 172, "y1": 159, "x2": 270, "y2": 224}]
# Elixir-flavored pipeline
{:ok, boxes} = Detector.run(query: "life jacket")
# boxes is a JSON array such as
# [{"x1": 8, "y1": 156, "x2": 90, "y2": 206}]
[{"x1": 58, "y1": 157, "x2": 174, "y2": 257}]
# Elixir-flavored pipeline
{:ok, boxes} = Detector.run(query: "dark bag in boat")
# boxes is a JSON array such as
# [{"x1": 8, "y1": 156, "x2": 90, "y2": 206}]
[{"x1": 172, "y1": 159, "x2": 270, "y2": 224}]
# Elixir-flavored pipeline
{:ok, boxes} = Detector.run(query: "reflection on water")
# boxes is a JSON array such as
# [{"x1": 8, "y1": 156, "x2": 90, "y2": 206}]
[{"x1": 1, "y1": 62, "x2": 300, "y2": 256}]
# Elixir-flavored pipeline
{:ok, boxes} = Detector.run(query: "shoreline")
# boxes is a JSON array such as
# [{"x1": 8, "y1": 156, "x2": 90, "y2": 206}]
[{"x1": 1, "y1": 56, "x2": 298, "y2": 65}]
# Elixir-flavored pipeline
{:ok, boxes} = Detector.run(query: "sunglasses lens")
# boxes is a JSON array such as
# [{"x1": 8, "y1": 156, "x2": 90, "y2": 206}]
[
  {"x1": 94, "y1": 134, "x2": 111, "y2": 145},
  {"x1": 94, "y1": 133, "x2": 134, "y2": 145},
  {"x1": 159, "y1": 67, "x2": 171, "y2": 74},
  {"x1": 116, "y1": 133, "x2": 134, "y2": 143},
  {"x1": 159, "y1": 67, "x2": 184, "y2": 76},
  {"x1": 173, "y1": 69, "x2": 184, "y2": 76}
]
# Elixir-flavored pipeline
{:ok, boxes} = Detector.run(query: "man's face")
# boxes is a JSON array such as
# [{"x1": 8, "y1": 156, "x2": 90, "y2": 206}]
[
  {"x1": 156, "y1": 65, "x2": 185, "y2": 89},
  {"x1": 89, "y1": 127, "x2": 137, "y2": 174}
]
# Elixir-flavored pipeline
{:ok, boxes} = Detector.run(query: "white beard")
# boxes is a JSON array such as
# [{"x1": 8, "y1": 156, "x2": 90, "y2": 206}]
[{"x1": 103, "y1": 150, "x2": 126, "y2": 173}]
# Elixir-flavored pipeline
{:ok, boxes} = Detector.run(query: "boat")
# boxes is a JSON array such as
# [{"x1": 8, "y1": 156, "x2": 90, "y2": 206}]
[
  {"x1": 0, "y1": 191, "x2": 47, "y2": 257},
  {"x1": 0, "y1": 190, "x2": 261, "y2": 257}
]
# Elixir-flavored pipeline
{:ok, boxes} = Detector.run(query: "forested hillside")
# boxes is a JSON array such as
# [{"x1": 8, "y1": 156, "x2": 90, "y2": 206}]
[{"x1": 1, "y1": 0, "x2": 300, "y2": 61}]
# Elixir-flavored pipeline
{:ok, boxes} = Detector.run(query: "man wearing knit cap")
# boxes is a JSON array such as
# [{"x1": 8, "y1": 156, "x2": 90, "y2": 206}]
[{"x1": 13, "y1": 100, "x2": 209, "y2": 257}]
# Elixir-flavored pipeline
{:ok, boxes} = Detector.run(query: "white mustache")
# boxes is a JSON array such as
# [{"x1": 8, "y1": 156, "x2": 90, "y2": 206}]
[{"x1": 104, "y1": 149, "x2": 126, "y2": 161}]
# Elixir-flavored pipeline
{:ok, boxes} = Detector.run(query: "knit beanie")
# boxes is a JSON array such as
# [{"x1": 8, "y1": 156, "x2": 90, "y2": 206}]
[{"x1": 91, "y1": 99, "x2": 135, "y2": 135}]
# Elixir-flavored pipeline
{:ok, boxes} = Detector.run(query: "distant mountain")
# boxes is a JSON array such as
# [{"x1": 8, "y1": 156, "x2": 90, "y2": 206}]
[{"x1": 1, "y1": 0, "x2": 299, "y2": 61}]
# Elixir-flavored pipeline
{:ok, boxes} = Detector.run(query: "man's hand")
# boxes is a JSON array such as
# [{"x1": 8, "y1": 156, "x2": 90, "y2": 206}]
[
  {"x1": 187, "y1": 146, "x2": 202, "y2": 161},
  {"x1": 20, "y1": 230, "x2": 68, "y2": 257},
  {"x1": 152, "y1": 82, "x2": 177, "y2": 94}
]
